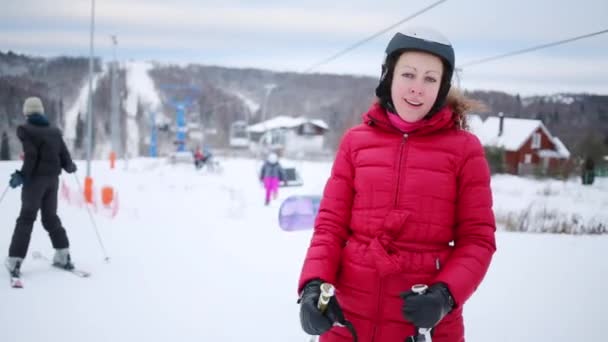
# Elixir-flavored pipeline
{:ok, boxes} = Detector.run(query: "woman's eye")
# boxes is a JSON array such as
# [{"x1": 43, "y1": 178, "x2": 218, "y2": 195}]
[
  {"x1": 402, "y1": 73, "x2": 414, "y2": 79},
  {"x1": 425, "y1": 76, "x2": 437, "y2": 83}
]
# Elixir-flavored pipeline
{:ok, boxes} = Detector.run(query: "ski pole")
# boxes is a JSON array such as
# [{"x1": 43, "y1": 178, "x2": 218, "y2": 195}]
[
  {"x1": 317, "y1": 282, "x2": 336, "y2": 312},
  {"x1": 308, "y1": 283, "x2": 335, "y2": 342},
  {"x1": 311, "y1": 283, "x2": 358, "y2": 342},
  {"x1": 411, "y1": 284, "x2": 432, "y2": 342},
  {"x1": 0, "y1": 184, "x2": 9, "y2": 205},
  {"x1": 72, "y1": 173, "x2": 111, "y2": 263},
  {"x1": 308, "y1": 283, "x2": 336, "y2": 342}
]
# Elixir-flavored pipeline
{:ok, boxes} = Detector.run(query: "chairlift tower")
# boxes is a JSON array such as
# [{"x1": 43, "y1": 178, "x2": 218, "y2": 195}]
[
  {"x1": 109, "y1": 34, "x2": 121, "y2": 157},
  {"x1": 159, "y1": 84, "x2": 201, "y2": 152},
  {"x1": 149, "y1": 110, "x2": 158, "y2": 157}
]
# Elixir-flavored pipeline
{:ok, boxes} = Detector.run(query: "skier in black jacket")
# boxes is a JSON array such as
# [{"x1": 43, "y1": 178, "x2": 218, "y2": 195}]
[{"x1": 5, "y1": 97, "x2": 78, "y2": 277}]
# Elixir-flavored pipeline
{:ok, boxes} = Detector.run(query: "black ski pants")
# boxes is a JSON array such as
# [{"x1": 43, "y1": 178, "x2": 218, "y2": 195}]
[{"x1": 9, "y1": 176, "x2": 70, "y2": 258}]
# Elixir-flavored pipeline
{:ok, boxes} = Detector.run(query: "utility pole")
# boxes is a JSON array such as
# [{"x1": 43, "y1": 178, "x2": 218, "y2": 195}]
[
  {"x1": 85, "y1": 0, "x2": 96, "y2": 177},
  {"x1": 261, "y1": 83, "x2": 277, "y2": 123},
  {"x1": 84, "y1": 0, "x2": 96, "y2": 203},
  {"x1": 110, "y1": 34, "x2": 121, "y2": 158},
  {"x1": 260, "y1": 83, "x2": 277, "y2": 154},
  {"x1": 454, "y1": 67, "x2": 462, "y2": 89}
]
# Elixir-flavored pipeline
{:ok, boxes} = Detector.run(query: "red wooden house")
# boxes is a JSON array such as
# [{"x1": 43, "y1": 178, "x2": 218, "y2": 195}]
[{"x1": 474, "y1": 113, "x2": 570, "y2": 175}]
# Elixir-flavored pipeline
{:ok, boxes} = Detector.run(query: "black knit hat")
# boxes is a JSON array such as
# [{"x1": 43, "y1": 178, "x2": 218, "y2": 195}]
[{"x1": 376, "y1": 28, "x2": 455, "y2": 117}]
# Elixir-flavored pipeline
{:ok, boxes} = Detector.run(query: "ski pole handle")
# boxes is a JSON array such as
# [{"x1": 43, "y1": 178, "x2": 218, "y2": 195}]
[
  {"x1": 315, "y1": 283, "x2": 358, "y2": 341},
  {"x1": 411, "y1": 284, "x2": 428, "y2": 295},
  {"x1": 411, "y1": 284, "x2": 432, "y2": 342},
  {"x1": 317, "y1": 282, "x2": 335, "y2": 313}
]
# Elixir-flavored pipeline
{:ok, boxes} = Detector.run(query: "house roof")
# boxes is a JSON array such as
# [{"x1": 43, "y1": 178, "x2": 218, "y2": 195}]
[
  {"x1": 551, "y1": 137, "x2": 571, "y2": 159},
  {"x1": 477, "y1": 116, "x2": 552, "y2": 151},
  {"x1": 467, "y1": 114, "x2": 484, "y2": 136},
  {"x1": 472, "y1": 114, "x2": 570, "y2": 158},
  {"x1": 247, "y1": 116, "x2": 329, "y2": 133}
]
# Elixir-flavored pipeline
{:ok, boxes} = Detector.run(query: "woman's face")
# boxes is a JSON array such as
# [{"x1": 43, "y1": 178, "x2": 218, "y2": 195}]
[{"x1": 390, "y1": 51, "x2": 444, "y2": 122}]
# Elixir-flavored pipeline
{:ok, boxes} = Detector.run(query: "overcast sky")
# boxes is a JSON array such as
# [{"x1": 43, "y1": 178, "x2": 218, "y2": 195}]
[{"x1": 2, "y1": 0, "x2": 607, "y2": 95}]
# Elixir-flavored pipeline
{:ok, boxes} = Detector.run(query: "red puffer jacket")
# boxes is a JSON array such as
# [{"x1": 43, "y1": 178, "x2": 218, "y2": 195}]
[{"x1": 298, "y1": 102, "x2": 496, "y2": 342}]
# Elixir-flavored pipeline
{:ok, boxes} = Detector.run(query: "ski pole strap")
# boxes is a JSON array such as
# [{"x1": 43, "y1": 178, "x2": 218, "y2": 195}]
[
  {"x1": 312, "y1": 282, "x2": 358, "y2": 342},
  {"x1": 342, "y1": 320, "x2": 358, "y2": 342}
]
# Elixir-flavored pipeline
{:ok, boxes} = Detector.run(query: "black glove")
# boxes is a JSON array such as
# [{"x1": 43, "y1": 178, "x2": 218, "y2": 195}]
[
  {"x1": 299, "y1": 279, "x2": 345, "y2": 335},
  {"x1": 9, "y1": 170, "x2": 23, "y2": 188},
  {"x1": 65, "y1": 163, "x2": 77, "y2": 173},
  {"x1": 401, "y1": 283, "x2": 454, "y2": 329}
]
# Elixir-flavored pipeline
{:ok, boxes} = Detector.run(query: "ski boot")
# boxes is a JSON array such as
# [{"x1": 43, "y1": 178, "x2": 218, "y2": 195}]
[
  {"x1": 53, "y1": 248, "x2": 75, "y2": 270},
  {"x1": 5, "y1": 256, "x2": 23, "y2": 278}
]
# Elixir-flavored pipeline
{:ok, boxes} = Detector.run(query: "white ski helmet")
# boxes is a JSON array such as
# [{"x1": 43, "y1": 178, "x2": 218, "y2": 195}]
[
  {"x1": 375, "y1": 27, "x2": 455, "y2": 117},
  {"x1": 267, "y1": 152, "x2": 278, "y2": 163}
]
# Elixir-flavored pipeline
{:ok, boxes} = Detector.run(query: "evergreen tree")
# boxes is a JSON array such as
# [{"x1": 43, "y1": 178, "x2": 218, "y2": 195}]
[
  {"x1": 136, "y1": 97, "x2": 145, "y2": 155},
  {"x1": 515, "y1": 93, "x2": 522, "y2": 117},
  {"x1": 75, "y1": 112, "x2": 84, "y2": 150},
  {"x1": 45, "y1": 98, "x2": 56, "y2": 126},
  {"x1": 1, "y1": 131, "x2": 10, "y2": 160},
  {"x1": 58, "y1": 99, "x2": 65, "y2": 129}
]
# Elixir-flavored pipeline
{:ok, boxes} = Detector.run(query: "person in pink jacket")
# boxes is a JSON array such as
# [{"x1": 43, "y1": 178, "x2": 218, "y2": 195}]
[{"x1": 297, "y1": 27, "x2": 496, "y2": 342}]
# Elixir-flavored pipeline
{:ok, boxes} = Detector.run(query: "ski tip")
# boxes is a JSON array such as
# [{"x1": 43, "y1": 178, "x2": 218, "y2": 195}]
[
  {"x1": 10, "y1": 279, "x2": 24, "y2": 288},
  {"x1": 71, "y1": 269, "x2": 92, "y2": 278},
  {"x1": 31, "y1": 251, "x2": 44, "y2": 259}
]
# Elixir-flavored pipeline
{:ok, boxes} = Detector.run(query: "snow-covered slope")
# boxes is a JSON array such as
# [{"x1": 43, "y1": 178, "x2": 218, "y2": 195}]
[
  {"x1": 124, "y1": 61, "x2": 162, "y2": 157},
  {"x1": 64, "y1": 70, "x2": 105, "y2": 144},
  {"x1": 0, "y1": 158, "x2": 606, "y2": 342}
]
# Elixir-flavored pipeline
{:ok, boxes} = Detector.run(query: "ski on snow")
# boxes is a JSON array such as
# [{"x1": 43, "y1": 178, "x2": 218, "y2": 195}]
[
  {"x1": 31, "y1": 251, "x2": 91, "y2": 278},
  {"x1": 6, "y1": 261, "x2": 24, "y2": 288},
  {"x1": 9, "y1": 272, "x2": 23, "y2": 288}
]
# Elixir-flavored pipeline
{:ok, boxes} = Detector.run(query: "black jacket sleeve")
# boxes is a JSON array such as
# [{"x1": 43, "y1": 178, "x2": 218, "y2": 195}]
[
  {"x1": 17, "y1": 126, "x2": 38, "y2": 181},
  {"x1": 59, "y1": 133, "x2": 74, "y2": 171}
]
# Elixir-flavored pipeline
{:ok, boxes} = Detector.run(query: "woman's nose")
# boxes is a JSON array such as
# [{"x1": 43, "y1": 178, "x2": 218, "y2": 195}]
[{"x1": 409, "y1": 86, "x2": 422, "y2": 95}]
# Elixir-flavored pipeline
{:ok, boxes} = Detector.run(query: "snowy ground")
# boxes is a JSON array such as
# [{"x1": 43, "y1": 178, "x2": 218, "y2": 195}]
[{"x1": 0, "y1": 157, "x2": 606, "y2": 342}]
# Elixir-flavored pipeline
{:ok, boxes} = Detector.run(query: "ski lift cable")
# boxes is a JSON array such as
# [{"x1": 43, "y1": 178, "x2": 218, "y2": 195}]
[
  {"x1": 458, "y1": 28, "x2": 608, "y2": 69},
  {"x1": 302, "y1": 0, "x2": 449, "y2": 73},
  {"x1": 260, "y1": 1, "x2": 448, "y2": 123}
]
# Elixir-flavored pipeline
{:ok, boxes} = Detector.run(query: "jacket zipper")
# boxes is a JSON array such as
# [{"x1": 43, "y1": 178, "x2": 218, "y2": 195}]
[
  {"x1": 369, "y1": 121, "x2": 411, "y2": 342},
  {"x1": 372, "y1": 278, "x2": 383, "y2": 342},
  {"x1": 393, "y1": 133, "x2": 409, "y2": 208}
]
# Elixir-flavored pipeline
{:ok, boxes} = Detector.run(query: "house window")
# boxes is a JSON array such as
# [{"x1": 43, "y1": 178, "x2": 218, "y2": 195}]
[
  {"x1": 524, "y1": 154, "x2": 532, "y2": 164},
  {"x1": 299, "y1": 123, "x2": 316, "y2": 135},
  {"x1": 531, "y1": 133, "x2": 541, "y2": 149}
]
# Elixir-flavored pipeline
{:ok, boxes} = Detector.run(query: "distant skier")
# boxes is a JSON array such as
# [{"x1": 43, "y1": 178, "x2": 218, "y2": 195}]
[
  {"x1": 259, "y1": 152, "x2": 285, "y2": 205},
  {"x1": 194, "y1": 147, "x2": 205, "y2": 169},
  {"x1": 5, "y1": 97, "x2": 78, "y2": 278},
  {"x1": 194, "y1": 145, "x2": 213, "y2": 170},
  {"x1": 581, "y1": 156, "x2": 595, "y2": 185}
]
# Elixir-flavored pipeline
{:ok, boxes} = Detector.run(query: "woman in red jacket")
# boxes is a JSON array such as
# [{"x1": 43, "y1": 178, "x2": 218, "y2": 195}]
[{"x1": 298, "y1": 27, "x2": 496, "y2": 342}]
